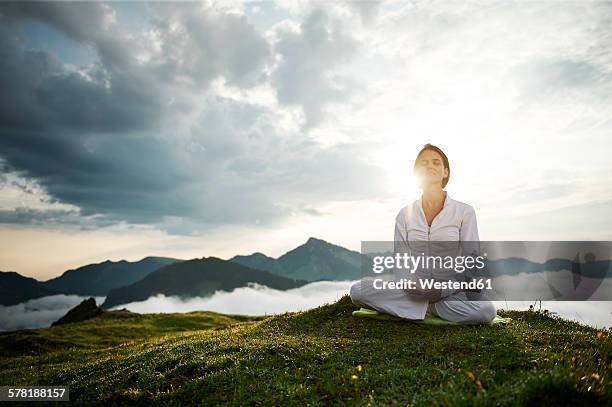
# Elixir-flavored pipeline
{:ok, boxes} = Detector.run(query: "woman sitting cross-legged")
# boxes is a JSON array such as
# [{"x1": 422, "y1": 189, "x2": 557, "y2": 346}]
[{"x1": 350, "y1": 143, "x2": 496, "y2": 324}]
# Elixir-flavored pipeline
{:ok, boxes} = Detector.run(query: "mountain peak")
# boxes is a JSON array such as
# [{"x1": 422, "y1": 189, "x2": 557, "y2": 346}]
[
  {"x1": 306, "y1": 237, "x2": 326, "y2": 245},
  {"x1": 140, "y1": 256, "x2": 181, "y2": 262}
]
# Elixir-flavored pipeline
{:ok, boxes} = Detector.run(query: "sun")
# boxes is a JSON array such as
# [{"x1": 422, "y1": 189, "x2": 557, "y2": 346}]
[{"x1": 370, "y1": 142, "x2": 420, "y2": 196}]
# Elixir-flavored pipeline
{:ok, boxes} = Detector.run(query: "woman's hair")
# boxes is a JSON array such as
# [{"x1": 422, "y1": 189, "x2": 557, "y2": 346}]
[{"x1": 413, "y1": 143, "x2": 450, "y2": 188}]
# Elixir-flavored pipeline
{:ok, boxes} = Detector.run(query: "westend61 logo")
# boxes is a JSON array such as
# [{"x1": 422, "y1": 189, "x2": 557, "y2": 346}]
[
  {"x1": 371, "y1": 253, "x2": 486, "y2": 274},
  {"x1": 360, "y1": 241, "x2": 612, "y2": 301}
]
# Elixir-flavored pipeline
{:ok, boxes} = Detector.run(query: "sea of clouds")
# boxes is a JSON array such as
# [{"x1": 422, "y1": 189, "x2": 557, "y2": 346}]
[
  {"x1": 109, "y1": 280, "x2": 355, "y2": 316},
  {"x1": 0, "y1": 294, "x2": 106, "y2": 331},
  {"x1": 1, "y1": 280, "x2": 610, "y2": 332}
]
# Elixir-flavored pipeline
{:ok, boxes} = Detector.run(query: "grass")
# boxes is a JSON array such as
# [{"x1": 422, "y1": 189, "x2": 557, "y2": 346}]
[{"x1": 0, "y1": 295, "x2": 610, "y2": 406}]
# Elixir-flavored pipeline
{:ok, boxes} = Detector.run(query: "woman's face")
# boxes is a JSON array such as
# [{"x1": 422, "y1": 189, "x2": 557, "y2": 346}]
[{"x1": 414, "y1": 149, "x2": 449, "y2": 188}]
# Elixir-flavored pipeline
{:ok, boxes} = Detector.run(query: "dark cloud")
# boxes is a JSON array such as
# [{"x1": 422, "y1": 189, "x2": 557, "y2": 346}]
[
  {"x1": 0, "y1": 1, "x2": 273, "y2": 133},
  {"x1": 0, "y1": 18, "x2": 165, "y2": 133},
  {"x1": 0, "y1": 208, "x2": 84, "y2": 227},
  {"x1": 0, "y1": 2, "x2": 388, "y2": 235},
  {"x1": 0, "y1": 2, "x2": 112, "y2": 43}
]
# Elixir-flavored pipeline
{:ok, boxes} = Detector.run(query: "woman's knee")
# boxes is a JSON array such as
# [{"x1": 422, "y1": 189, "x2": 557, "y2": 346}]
[
  {"x1": 349, "y1": 281, "x2": 362, "y2": 305},
  {"x1": 440, "y1": 300, "x2": 496, "y2": 324},
  {"x1": 475, "y1": 301, "x2": 496, "y2": 323}
]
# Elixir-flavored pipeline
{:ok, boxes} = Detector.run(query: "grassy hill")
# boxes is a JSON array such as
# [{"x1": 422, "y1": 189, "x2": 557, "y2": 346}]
[{"x1": 0, "y1": 296, "x2": 610, "y2": 406}]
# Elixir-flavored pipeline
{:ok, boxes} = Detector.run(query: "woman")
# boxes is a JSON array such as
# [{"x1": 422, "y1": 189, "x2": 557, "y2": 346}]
[{"x1": 350, "y1": 143, "x2": 496, "y2": 324}]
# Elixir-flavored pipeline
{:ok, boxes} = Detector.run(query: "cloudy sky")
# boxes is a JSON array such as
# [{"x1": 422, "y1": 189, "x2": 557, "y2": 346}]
[{"x1": 1, "y1": 1, "x2": 612, "y2": 280}]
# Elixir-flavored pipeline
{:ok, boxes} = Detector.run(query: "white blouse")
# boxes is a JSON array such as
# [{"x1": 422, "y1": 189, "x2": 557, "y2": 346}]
[
  {"x1": 394, "y1": 192, "x2": 480, "y2": 246},
  {"x1": 392, "y1": 192, "x2": 481, "y2": 307}
]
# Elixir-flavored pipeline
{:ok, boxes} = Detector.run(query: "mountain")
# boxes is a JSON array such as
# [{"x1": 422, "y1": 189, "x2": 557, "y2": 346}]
[
  {"x1": 42, "y1": 256, "x2": 182, "y2": 296},
  {"x1": 230, "y1": 237, "x2": 366, "y2": 282},
  {"x1": 0, "y1": 271, "x2": 62, "y2": 306},
  {"x1": 101, "y1": 257, "x2": 309, "y2": 309},
  {"x1": 229, "y1": 252, "x2": 285, "y2": 275},
  {"x1": 51, "y1": 298, "x2": 104, "y2": 326}
]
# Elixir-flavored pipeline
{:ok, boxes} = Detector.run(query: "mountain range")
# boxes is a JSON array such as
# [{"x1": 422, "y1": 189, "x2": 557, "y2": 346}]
[
  {"x1": 41, "y1": 256, "x2": 181, "y2": 296},
  {"x1": 1, "y1": 237, "x2": 362, "y2": 307},
  {"x1": 4, "y1": 237, "x2": 609, "y2": 309},
  {"x1": 101, "y1": 257, "x2": 309, "y2": 309},
  {"x1": 229, "y1": 237, "x2": 364, "y2": 281},
  {"x1": 0, "y1": 256, "x2": 180, "y2": 306}
]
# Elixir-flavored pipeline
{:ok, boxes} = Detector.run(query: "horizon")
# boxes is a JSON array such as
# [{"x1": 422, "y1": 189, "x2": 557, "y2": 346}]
[
  {"x1": 9, "y1": 236, "x2": 612, "y2": 282},
  {"x1": 4, "y1": 234, "x2": 345, "y2": 280}
]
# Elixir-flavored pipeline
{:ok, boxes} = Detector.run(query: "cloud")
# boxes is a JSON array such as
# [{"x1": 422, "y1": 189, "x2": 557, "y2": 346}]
[
  {"x1": 109, "y1": 280, "x2": 355, "y2": 315},
  {"x1": 0, "y1": 2, "x2": 389, "y2": 235},
  {"x1": 0, "y1": 3, "x2": 166, "y2": 133},
  {"x1": 2, "y1": 0, "x2": 612, "y2": 242},
  {"x1": 0, "y1": 294, "x2": 106, "y2": 331},
  {"x1": 495, "y1": 182, "x2": 576, "y2": 205},
  {"x1": 481, "y1": 199, "x2": 612, "y2": 241},
  {"x1": 507, "y1": 58, "x2": 612, "y2": 114},
  {"x1": 1, "y1": 283, "x2": 609, "y2": 332},
  {"x1": 146, "y1": 2, "x2": 271, "y2": 89},
  {"x1": 346, "y1": 0, "x2": 382, "y2": 26},
  {"x1": 271, "y1": 8, "x2": 359, "y2": 127},
  {"x1": 0, "y1": 2, "x2": 116, "y2": 43}
]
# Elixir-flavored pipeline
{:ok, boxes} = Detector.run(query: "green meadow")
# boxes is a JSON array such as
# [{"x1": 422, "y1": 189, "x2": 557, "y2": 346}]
[{"x1": 1, "y1": 296, "x2": 610, "y2": 406}]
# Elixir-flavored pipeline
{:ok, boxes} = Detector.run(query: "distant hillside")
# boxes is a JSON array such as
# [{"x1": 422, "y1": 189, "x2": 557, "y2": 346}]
[
  {"x1": 0, "y1": 271, "x2": 62, "y2": 306},
  {"x1": 102, "y1": 257, "x2": 309, "y2": 309},
  {"x1": 231, "y1": 237, "x2": 367, "y2": 281},
  {"x1": 0, "y1": 296, "x2": 609, "y2": 405},
  {"x1": 42, "y1": 256, "x2": 181, "y2": 296}
]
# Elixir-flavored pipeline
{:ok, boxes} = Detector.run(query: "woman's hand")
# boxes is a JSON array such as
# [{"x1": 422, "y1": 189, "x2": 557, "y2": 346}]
[{"x1": 404, "y1": 286, "x2": 442, "y2": 302}]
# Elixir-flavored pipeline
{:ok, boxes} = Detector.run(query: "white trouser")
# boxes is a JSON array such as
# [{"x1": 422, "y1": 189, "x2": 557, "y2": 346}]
[{"x1": 349, "y1": 277, "x2": 496, "y2": 324}]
